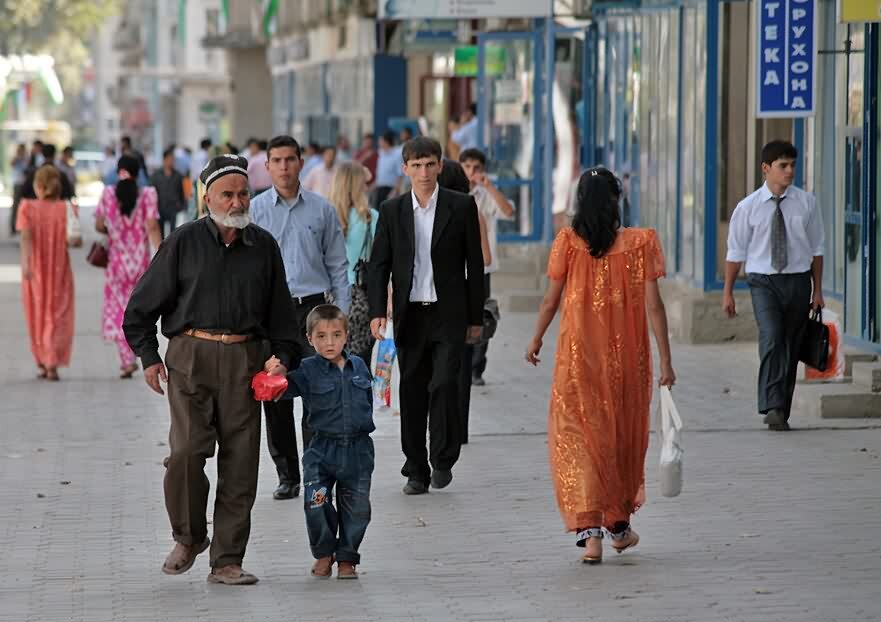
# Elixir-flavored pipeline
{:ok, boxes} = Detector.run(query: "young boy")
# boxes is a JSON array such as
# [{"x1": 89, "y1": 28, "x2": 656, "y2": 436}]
[
  {"x1": 264, "y1": 304, "x2": 375, "y2": 579},
  {"x1": 458, "y1": 148, "x2": 515, "y2": 386}
]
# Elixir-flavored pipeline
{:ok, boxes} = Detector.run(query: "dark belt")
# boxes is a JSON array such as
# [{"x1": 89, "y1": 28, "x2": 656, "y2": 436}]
[
  {"x1": 183, "y1": 329, "x2": 253, "y2": 344},
  {"x1": 292, "y1": 292, "x2": 326, "y2": 306}
]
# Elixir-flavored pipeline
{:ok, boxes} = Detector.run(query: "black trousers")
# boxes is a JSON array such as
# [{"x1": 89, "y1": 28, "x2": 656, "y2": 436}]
[
  {"x1": 458, "y1": 345, "x2": 474, "y2": 445},
  {"x1": 471, "y1": 274, "x2": 491, "y2": 379},
  {"x1": 371, "y1": 186, "x2": 394, "y2": 211},
  {"x1": 747, "y1": 272, "x2": 813, "y2": 420},
  {"x1": 397, "y1": 303, "x2": 464, "y2": 486},
  {"x1": 263, "y1": 294, "x2": 324, "y2": 486},
  {"x1": 158, "y1": 213, "x2": 179, "y2": 240}
]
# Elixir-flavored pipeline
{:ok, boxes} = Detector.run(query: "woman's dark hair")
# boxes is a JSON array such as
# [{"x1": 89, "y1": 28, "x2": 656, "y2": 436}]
[
  {"x1": 116, "y1": 155, "x2": 141, "y2": 217},
  {"x1": 437, "y1": 159, "x2": 471, "y2": 194},
  {"x1": 572, "y1": 167, "x2": 622, "y2": 258}
]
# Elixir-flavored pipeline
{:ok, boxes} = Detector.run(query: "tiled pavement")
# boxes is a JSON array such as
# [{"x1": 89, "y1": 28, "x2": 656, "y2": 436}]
[{"x1": 0, "y1": 206, "x2": 879, "y2": 622}]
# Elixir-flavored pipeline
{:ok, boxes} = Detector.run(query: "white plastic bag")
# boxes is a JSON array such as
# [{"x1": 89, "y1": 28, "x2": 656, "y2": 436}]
[
  {"x1": 65, "y1": 200, "x2": 82, "y2": 244},
  {"x1": 657, "y1": 386, "x2": 684, "y2": 498}
]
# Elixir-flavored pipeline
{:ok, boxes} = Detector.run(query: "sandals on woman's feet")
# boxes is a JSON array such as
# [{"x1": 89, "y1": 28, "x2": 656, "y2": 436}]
[
  {"x1": 120, "y1": 363, "x2": 138, "y2": 379},
  {"x1": 45, "y1": 368, "x2": 59, "y2": 381},
  {"x1": 609, "y1": 527, "x2": 640, "y2": 554},
  {"x1": 37, "y1": 365, "x2": 47, "y2": 379},
  {"x1": 577, "y1": 528, "x2": 604, "y2": 564}
]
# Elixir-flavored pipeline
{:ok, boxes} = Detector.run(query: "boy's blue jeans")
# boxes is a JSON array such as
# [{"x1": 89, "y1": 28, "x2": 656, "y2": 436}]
[{"x1": 303, "y1": 434, "x2": 374, "y2": 564}]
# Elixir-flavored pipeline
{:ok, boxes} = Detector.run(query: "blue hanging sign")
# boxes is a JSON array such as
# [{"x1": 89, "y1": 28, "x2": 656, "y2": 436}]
[{"x1": 756, "y1": 0, "x2": 817, "y2": 118}]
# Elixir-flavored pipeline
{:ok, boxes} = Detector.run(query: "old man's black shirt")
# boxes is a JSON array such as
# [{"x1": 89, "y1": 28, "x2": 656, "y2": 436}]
[{"x1": 123, "y1": 216, "x2": 299, "y2": 369}]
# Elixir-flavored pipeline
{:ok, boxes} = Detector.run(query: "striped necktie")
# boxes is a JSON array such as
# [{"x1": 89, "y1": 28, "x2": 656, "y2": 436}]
[{"x1": 770, "y1": 196, "x2": 787, "y2": 273}]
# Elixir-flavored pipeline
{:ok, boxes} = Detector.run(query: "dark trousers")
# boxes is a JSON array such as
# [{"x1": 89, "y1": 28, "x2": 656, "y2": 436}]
[
  {"x1": 9, "y1": 183, "x2": 23, "y2": 235},
  {"x1": 397, "y1": 304, "x2": 464, "y2": 486},
  {"x1": 458, "y1": 345, "x2": 474, "y2": 445},
  {"x1": 158, "y1": 213, "x2": 178, "y2": 240},
  {"x1": 164, "y1": 335, "x2": 266, "y2": 568},
  {"x1": 303, "y1": 434, "x2": 374, "y2": 564},
  {"x1": 371, "y1": 186, "x2": 394, "y2": 210},
  {"x1": 747, "y1": 272, "x2": 813, "y2": 420},
  {"x1": 471, "y1": 274, "x2": 491, "y2": 379},
  {"x1": 263, "y1": 295, "x2": 323, "y2": 486}
]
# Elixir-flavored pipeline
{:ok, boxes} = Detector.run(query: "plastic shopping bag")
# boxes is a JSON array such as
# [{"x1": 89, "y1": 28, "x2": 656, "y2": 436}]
[
  {"x1": 251, "y1": 371, "x2": 288, "y2": 402},
  {"x1": 373, "y1": 323, "x2": 396, "y2": 410},
  {"x1": 657, "y1": 386, "x2": 684, "y2": 498},
  {"x1": 804, "y1": 309, "x2": 844, "y2": 380}
]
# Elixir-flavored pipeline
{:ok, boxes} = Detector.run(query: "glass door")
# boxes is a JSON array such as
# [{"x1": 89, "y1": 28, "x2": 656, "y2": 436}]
[{"x1": 477, "y1": 31, "x2": 542, "y2": 241}]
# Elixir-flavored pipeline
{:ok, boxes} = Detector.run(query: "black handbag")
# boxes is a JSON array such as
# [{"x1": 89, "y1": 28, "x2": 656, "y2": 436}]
[
  {"x1": 799, "y1": 309, "x2": 830, "y2": 372},
  {"x1": 352, "y1": 224, "x2": 373, "y2": 290}
]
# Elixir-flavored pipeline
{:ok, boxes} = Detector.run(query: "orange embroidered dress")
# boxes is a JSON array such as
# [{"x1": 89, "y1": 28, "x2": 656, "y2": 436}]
[
  {"x1": 16, "y1": 199, "x2": 75, "y2": 368},
  {"x1": 546, "y1": 227, "x2": 666, "y2": 532}
]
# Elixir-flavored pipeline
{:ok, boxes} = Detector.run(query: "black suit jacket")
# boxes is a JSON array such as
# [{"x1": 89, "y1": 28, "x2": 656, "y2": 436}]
[{"x1": 368, "y1": 187, "x2": 485, "y2": 345}]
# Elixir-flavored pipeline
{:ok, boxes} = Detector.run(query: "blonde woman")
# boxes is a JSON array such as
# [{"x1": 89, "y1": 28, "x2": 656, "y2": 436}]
[{"x1": 329, "y1": 162, "x2": 379, "y2": 364}]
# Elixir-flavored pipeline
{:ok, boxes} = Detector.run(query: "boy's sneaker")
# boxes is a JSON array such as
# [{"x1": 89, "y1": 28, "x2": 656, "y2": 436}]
[
  {"x1": 337, "y1": 562, "x2": 358, "y2": 580},
  {"x1": 472, "y1": 375, "x2": 486, "y2": 386}
]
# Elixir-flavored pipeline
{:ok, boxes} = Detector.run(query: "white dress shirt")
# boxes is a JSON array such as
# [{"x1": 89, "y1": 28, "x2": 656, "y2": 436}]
[
  {"x1": 471, "y1": 185, "x2": 514, "y2": 274},
  {"x1": 409, "y1": 184, "x2": 439, "y2": 302},
  {"x1": 726, "y1": 183, "x2": 825, "y2": 275}
]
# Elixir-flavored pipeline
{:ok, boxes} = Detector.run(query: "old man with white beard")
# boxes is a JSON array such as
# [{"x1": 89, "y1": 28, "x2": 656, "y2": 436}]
[{"x1": 123, "y1": 154, "x2": 301, "y2": 585}]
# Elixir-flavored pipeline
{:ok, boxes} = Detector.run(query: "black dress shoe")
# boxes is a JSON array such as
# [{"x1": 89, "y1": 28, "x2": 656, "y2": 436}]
[
  {"x1": 273, "y1": 482, "x2": 300, "y2": 500},
  {"x1": 402, "y1": 480, "x2": 428, "y2": 495},
  {"x1": 472, "y1": 376, "x2": 486, "y2": 387},
  {"x1": 430, "y1": 469, "x2": 453, "y2": 489},
  {"x1": 763, "y1": 409, "x2": 786, "y2": 426}
]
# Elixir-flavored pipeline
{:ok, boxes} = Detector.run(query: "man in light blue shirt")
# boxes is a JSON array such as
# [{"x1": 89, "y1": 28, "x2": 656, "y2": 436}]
[
  {"x1": 451, "y1": 104, "x2": 479, "y2": 154},
  {"x1": 250, "y1": 135, "x2": 350, "y2": 502},
  {"x1": 372, "y1": 130, "x2": 402, "y2": 210}
]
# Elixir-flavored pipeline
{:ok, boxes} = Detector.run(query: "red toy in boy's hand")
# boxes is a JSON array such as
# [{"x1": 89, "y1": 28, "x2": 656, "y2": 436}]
[{"x1": 251, "y1": 371, "x2": 288, "y2": 402}]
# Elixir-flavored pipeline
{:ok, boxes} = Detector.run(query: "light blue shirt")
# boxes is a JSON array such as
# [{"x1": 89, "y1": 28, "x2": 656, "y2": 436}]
[
  {"x1": 300, "y1": 155, "x2": 323, "y2": 181},
  {"x1": 375, "y1": 147, "x2": 402, "y2": 188},
  {"x1": 345, "y1": 206, "x2": 379, "y2": 285},
  {"x1": 250, "y1": 185, "x2": 351, "y2": 312},
  {"x1": 451, "y1": 117, "x2": 479, "y2": 151}
]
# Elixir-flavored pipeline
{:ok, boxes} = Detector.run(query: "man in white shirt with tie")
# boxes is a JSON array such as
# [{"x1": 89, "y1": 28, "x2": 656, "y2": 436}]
[{"x1": 723, "y1": 140, "x2": 825, "y2": 431}]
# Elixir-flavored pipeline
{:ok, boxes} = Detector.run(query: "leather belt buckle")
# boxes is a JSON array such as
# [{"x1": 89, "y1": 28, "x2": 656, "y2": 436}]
[{"x1": 220, "y1": 333, "x2": 234, "y2": 345}]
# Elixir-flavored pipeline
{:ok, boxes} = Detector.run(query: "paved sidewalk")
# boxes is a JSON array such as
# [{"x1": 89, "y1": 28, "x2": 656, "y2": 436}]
[{"x1": 0, "y1": 215, "x2": 879, "y2": 622}]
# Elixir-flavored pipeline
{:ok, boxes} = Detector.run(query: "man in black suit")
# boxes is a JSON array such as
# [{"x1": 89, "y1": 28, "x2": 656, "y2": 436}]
[{"x1": 368, "y1": 136, "x2": 484, "y2": 495}]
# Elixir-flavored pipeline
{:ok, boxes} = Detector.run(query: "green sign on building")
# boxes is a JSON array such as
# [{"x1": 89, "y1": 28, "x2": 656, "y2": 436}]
[{"x1": 454, "y1": 46, "x2": 508, "y2": 77}]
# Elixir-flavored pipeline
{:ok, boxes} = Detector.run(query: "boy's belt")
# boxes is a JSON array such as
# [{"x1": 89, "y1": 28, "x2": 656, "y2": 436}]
[{"x1": 183, "y1": 329, "x2": 253, "y2": 344}]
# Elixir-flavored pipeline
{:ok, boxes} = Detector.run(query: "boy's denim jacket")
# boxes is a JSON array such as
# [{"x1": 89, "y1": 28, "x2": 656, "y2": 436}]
[{"x1": 283, "y1": 353, "x2": 375, "y2": 436}]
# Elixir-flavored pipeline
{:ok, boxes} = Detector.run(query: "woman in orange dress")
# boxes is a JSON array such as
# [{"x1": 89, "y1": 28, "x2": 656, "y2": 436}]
[
  {"x1": 17, "y1": 165, "x2": 79, "y2": 381},
  {"x1": 526, "y1": 167, "x2": 676, "y2": 564}
]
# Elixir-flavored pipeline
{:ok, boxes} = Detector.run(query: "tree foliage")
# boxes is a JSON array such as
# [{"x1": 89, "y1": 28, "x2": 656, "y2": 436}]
[{"x1": 0, "y1": 0, "x2": 120, "y2": 53}]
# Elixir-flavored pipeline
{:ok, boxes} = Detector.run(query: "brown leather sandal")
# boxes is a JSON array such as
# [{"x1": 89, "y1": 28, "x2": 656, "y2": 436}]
[
  {"x1": 207, "y1": 565, "x2": 259, "y2": 585},
  {"x1": 161, "y1": 538, "x2": 210, "y2": 575},
  {"x1": 311, "y1": 555, "x2": 334, "y2": 579},
  {"x1": 337, "y1": 561, "x2": 359, "y2": 580}
]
